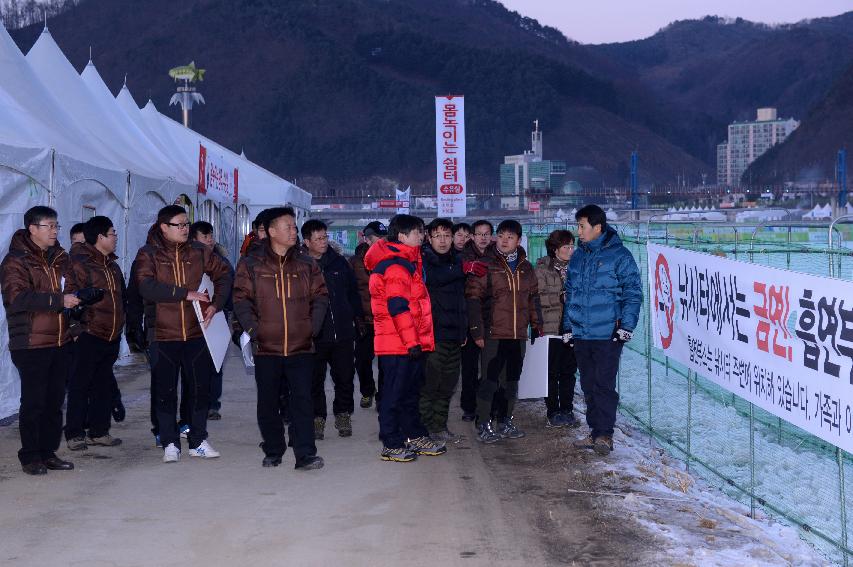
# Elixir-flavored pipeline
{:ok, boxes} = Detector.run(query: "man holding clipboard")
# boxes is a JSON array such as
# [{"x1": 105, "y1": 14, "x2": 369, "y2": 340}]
[{"x1": 133, "y1": 205, "x2": 232, "y2": 463}]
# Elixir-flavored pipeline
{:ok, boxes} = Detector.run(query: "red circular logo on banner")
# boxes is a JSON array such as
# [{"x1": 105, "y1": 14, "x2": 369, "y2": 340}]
[{"x1": 654, "y1": 253, "x2": 676, "y2": 349}]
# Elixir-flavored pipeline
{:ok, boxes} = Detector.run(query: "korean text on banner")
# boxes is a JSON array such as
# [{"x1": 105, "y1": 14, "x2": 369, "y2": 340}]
[
  {"x1": 435, "y1": 96, "x2": 466, "y2": 217},
  {"x1": 647, "y1": 242, "x2": 853, "y2": 453},
  {"x1": 198, "y1": 143, "x2": 239, "y2": 204}
]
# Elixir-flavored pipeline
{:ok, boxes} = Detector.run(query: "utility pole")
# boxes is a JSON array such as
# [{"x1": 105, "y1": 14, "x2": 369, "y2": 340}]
[
  {"x1": 838, "y1": 148, "x2": 848, "y2": 211},
  {"x1": 630, "y1": 150, "x2": 638, "y2": 210}
]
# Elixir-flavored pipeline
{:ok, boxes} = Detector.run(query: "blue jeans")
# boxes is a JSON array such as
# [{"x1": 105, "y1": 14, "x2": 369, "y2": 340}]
[{"x1": 378, "y1": 355, "x2": 429, "y2": 448}]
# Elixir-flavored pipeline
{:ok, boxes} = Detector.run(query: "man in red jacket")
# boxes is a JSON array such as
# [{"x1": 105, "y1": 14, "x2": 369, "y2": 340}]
[{"x1": 364, "y1": 214, "x2": 446, "y2": 462}]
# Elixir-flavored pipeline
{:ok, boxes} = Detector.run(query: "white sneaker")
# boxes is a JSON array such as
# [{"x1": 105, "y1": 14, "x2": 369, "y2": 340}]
[
  {"x1": 163, "y1": 443, "x2": 180, "y2": 463},
  {"x1": 188, "y1": 440, "x2": 220, "y2": 459}
]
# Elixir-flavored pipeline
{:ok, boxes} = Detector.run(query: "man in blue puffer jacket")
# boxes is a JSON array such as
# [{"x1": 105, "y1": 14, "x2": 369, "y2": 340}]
[{"x1": 561, "y1": 205, "x2": 642, "y2": 456}]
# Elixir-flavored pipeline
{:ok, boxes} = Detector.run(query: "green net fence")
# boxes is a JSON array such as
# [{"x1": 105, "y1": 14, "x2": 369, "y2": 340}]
[{"x1": 616, "y1": 221, "x2": 853, "y2": 566}]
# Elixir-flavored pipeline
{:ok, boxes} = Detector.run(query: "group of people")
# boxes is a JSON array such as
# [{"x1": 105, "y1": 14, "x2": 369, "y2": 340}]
[{"x1": 1, "y1": 202, "x2": 642, "y2": 476}]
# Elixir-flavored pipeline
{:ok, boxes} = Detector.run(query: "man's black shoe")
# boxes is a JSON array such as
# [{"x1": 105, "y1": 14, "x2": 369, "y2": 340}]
[
  {"x1": 112, "y1": 401, "x2": 126, "y2": 423},
  {"x1": 22, "y1": 462, "x2": 47, "y2": 475},
  {"x1": 44, "y1": 457, "x2": 74, "y2": 471},
  {"x1": 262, "y1": 455, "x2": 282, "y2": 468},
  {"x1": 294, "y1": 455, "x2": 324, "y2": 471}
]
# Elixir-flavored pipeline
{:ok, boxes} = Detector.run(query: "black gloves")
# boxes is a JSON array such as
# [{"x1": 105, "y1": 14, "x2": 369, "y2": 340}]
[
  {"x1": 408, "y1": 345, "x2": 423, "y2": 360},
  {"x1": 66, "y1": 287, "x2": 106, "y2": 320}
]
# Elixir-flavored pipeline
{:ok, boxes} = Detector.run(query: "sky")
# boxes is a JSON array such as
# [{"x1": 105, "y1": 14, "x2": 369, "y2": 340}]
[{"x1": 498, "y1": 0, "x2": 853, "y2": 44}]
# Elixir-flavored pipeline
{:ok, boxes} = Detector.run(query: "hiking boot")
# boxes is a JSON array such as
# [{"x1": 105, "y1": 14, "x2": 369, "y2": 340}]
[
  {"x1": 461, "y1": 412, "x2": 476, "y2": 422},
  {"x1": 86, "y1": 434, "x2": 122, "y2": 447},
  {"x1": 380, "y1": 446, "x2": 417, "y2": 462},
  {"x1": 429, "y1": 431, "x2": 448, "y2": 445},
  {"x1": 546, "y1": 413, "x2": 568, "y2": 428},
  {"x1": 562, "y1": 411, "x2": 581, "y2": 428},
  {"x1": 593, "y1": 435, "x2": 614, "y2": 456},
  {"x1": 207, "y1": 409, "x2": 222, "y2": 421},
  {"x1": 406, "y1": 436, "x2": 447, "y2": 456},
  {"x1": 360, "y1": 395, "x2": 373, "y2": 409},
  {"x1": 163, "y1": 443, "x2": 180, "y2": 463},
  {"x1": 112, "y1": 401, "x2": 126, "y2": 423},
  {"x1": 476, "y1": 420, "x2": 501, "y2": 444},
  {"x1": 262, "y1": 455, "x2": 282, "y2": 468},
  {"x1": 188, "y1": 440, "x2": 220, "y2": 459},
  {"x1": 66, "y1": 436, "x2": 87, "y2": 451},
  {"x1": 573, "y1": 434, "x2": 596, "y2": 449},
  {"x1": 179, "y1": 424, "x2": 190, "y2": 439},
  {"x1": 314, "y1": 417, "x2": 325, "y2": 440},
  {"x1": 295, "y1": 455, "x2": 324, "y2": 470},
  {"x1": 497, "y1": 417, "x2": 525, "y2": 439},
  {"x1": 334, "y1": 413, "x2": 352, "y2": 437}
]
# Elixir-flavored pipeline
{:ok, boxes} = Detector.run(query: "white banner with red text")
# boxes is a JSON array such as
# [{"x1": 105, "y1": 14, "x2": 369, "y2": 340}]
[
  {"x1": 198, "y1": 144, "x2": 238, "y2": 204},
  {"x1": 647, "y1": 243, "x2": 853, "y2": 452},
  {"x1": 435, "y1": 96, "x2": 466, "y2": 218}
]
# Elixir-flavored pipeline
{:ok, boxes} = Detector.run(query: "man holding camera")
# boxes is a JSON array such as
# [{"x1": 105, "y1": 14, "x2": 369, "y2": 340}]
[{"x1": 64, "y1": 216, "x2": 126, "y2": 451}]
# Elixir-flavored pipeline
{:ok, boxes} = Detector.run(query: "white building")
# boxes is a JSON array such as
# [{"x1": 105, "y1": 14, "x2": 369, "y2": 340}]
[{"x1": 716, "y1": 107, "x2": 799, "y2": 186}]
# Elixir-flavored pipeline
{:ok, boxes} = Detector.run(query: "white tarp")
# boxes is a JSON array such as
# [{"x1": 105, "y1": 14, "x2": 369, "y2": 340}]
[
  {"x1": 26, "y1": 28, "x2": 166, "y2": 179},
  {"x1": 648, "y1": 242, "x2": 853, "y2": 453},
  {"x1": 0, "y1": 145, "x2": 52, "y2": 418}
]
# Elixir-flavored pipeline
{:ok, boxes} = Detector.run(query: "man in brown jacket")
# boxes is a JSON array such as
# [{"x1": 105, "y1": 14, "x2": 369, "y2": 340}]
[
  {"x1": 350, "y1": 220, "x2": 386, "y2": 409},
  {"x1": 233, "y1": 206, "x2": 329, "y2": 471},
  {"x1": 134, "y1": 205, "x2": 232, "y2": 463},
  {"x1": 466, "y1": 219, "x2": 542, "y2": 444},
  {"x1": 458, "y1": 220, "x2": 493, "y2": 421},
  {"x1": 1, "y1": 206, "x2": 79, "y2": 475},
  {"x1": 64, "y1": 216, "x2": 126, "y2": 451}
]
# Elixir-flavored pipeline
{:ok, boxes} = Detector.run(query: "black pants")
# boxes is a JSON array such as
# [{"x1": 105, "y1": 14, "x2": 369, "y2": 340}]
[
  {"x1": 378, "y1": 355, "x2": 429, "y2": 448},
  {"x1": 546, "y1": 338, "x2": 577, "y2": 417},
  {"x1": 149, "y1": 338, "x2": 212, "y2": 450},
  {"x1": 477, "y1": 339, "x2": 525, "y2": 424},
  {"x1": 311, "y1": 341, "x2": 355, "y2": 417},
  {"x1": 255, "y1": 354, "x2": 316, "y2": 460},
  {"x1": 574, "y1": 339, "x2": 623, "y2": 438},
  {"x1": 421, "y1": 341, "x2": 461, "y2": 433},
  {"x1": 66, "y1": 333, "x2": 120, "y2": 440},
  {"x1": 209, "y1": 367, "x2": 223, "y2": 411},
  {"x1": 355, "y1": 327, "x2": 384, "y2": 401},
  {"x1": 151, "y1": 367, "x2": 189, "y2": 436},
  {"x1": 11, "y1": 344, "x2": 72, "y2": 465},
  {"x1": 459, "y1": 336, "x2": 480, "y2": 414}
]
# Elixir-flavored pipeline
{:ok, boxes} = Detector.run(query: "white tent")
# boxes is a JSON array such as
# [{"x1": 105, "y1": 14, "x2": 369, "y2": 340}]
[
  {"x1": 802, "y1": 204, "x2": 832, "y2": 220},
  {"x1": 0, "y1": 23, "x2": 310, "y2": 419}
]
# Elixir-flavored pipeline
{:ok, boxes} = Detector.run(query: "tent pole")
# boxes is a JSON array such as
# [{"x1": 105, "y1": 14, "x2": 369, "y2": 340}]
[
  {"x1": 123, "y1": 172, "x2": 131, "y2": 275},
  {"x1": 48, "y1": 149, "x2": 55, "y2": 207}
]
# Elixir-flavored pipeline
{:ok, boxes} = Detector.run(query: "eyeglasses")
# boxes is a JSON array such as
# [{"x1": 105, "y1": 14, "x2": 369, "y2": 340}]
[
  {"x1": 166, "y1": 222, "x2": 191, "y2": 229},
  {"x1": 34, "y1": 223, "x2": 61, "y2": 230}
]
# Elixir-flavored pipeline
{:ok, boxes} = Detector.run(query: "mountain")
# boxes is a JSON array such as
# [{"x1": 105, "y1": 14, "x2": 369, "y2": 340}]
[
  {"x1": 8, "y1": 0, "x2": 708, "y2": 190},
  {"x1": 744, "y1": 62, "x2": 853, "y2": 185},
  {"x1": 592, "y1": 14, "x2": 853, "y2": 165}
]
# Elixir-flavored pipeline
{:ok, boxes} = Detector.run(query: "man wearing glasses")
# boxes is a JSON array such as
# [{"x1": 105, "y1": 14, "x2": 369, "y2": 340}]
[
  {"x1": 134, "y1": 205, "x2": 232, "y2": 463},
  {"x1": 1, "y1": 206, "x2": 79, "y2": 475},
  {"x1": 64, "y1": 216, "x2": 125, "y2": 451},
  {"x1": 458, "y1": 220, "x2": 492, "y2": 422}
]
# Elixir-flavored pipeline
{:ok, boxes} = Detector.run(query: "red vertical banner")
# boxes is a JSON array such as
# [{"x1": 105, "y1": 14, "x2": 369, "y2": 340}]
[
  {"x1": 198, "y1": 144, "x2": 207, "y2": 195},
  {"x1": 233, "y1": 168, "x2": 239, "y2": 204}
]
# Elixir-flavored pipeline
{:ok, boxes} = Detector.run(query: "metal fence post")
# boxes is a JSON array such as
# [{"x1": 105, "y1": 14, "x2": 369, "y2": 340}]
[
  {"x1": 750, "y1": 402, "x2": 756, "y2": 519},
  {"x1": 838, "y1": 447, "x2": 849, "y2": 566},
  {"x1": 686, "y1": 369, "x2": 692, "y2": 473}
]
